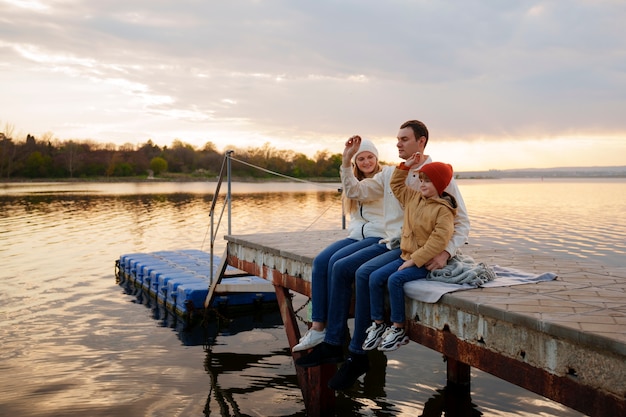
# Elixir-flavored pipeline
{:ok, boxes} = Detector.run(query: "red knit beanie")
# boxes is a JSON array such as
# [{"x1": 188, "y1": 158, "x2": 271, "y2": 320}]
[{"x1": 419, "y1": 162, "x2": 453, "y2": 195}]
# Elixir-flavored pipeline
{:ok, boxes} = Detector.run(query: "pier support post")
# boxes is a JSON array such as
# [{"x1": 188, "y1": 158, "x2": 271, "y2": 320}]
[
  {"x1": 274, "y1": 285, "x2": 335, "y2": 416},
  {"x1": 446, "y1": 357, "x2": 471, "y2": 388}
]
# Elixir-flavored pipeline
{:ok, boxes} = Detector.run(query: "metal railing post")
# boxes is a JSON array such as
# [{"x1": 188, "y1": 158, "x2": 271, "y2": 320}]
[
  {"x1": 226, "y1": 150, "x2": 233, "y2": 235},
  {"x1": 208, "y1": 150, "x2": 234, "y2": 284},
  {"x1": 210, "y1": 200, "x2": 215, "y2": 282},
  {"x1": 339, "y1": 187, "x2": 346, "y2": 230}
]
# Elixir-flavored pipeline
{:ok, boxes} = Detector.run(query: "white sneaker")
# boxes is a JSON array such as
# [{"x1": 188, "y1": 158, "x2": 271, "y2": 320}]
[
  {"x1": 362, "y1": 322, "x2": 386, "y2": 351},
  {"x1": 377, "y1": 326, "x2": 409, "y2": 352},
  {"x1": 292, "y1": 328, "x2": 326, "y2": 352}
]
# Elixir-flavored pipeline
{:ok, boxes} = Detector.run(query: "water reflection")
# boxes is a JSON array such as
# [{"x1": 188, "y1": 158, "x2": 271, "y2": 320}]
[
  {"x1": 201, "y1": 334, "x2": 487, "y2": 417},
  {"x1": 116, "y1": 268, "x2": 284, "y2": 347},
  {"x1": 116, "y1": 243, "x2": 487, "y2": 417},
  {"x1": 460, "y1": 178, "x2": 626, "y2": 267},
  {"x1": 420, "y1": 386, "x2": 483, "y2": 417},
  {"x1": 2, "y1": 180, "x2": 619, "y2": 416}
]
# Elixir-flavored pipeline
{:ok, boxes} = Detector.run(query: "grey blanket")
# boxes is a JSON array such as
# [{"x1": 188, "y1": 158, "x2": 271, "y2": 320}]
[
  {"x1": 427, "y1": 252, "x2": 497, "y2": 285},
  {"x1": 404, "y1": 252, "x2": 558, "y2": 303}
]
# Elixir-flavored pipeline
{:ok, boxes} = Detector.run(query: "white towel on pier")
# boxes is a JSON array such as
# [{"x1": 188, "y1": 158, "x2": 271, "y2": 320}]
[{"x1": 403, "y1": 253, "x2": 557, "y2": 303}]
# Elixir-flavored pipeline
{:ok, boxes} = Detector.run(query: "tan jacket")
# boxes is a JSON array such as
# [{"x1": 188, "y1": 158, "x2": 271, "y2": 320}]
[{"x1": 390, "y1": 167, "x2": 457, "y2": 267}]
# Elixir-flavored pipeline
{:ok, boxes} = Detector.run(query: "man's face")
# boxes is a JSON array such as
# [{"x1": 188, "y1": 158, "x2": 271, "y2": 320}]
[{"x1": 396, "y1": 127, "x2": 423, "y2": 160}]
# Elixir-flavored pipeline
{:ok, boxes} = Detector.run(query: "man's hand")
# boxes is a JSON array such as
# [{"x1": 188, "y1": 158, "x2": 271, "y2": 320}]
[
  {"x1": 424, "y1": 250, "x2": 451, "y2": 271},
  {"x1": 342, "y1": 135, "x2": 362, "y2": 167}
]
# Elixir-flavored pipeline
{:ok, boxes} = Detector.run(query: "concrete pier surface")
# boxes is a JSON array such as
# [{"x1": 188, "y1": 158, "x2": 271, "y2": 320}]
[{"x1": 223, "y1": 229, "x2": 626, "y2": 417}]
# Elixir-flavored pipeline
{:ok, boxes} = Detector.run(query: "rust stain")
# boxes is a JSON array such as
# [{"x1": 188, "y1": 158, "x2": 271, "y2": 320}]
[{"x1": 406, "y1": 321, "x2": 625, "y2": 417}]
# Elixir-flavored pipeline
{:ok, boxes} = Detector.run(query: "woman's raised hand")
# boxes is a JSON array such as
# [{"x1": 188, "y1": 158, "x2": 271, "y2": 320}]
[{"x1": 342, "y1": 135, "x2": 361, "y2": 166}]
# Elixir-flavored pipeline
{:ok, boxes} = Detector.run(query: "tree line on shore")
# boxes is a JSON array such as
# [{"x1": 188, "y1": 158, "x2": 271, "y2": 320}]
[{"x1": 0, "y1": 132, "x2": 343, "y2": 180}]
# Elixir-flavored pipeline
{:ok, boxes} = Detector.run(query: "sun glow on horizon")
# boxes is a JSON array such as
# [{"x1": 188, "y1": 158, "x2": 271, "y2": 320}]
[{"x1": 371, "y1": 135, "x2": 626, "y2": 172}]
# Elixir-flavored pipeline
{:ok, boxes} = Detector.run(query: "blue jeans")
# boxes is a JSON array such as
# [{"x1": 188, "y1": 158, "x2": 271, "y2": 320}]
[
  {"x1": 369, "y1": 257, "x2": 428, "y2": 324},
  {"x1": 349, "y1": 248, "x2": 401, "y2": 354},
  {"x1": 311, "y1": 237, "x2": 381, "y2": 324},
  {"x1": 323, "y1": 243, "x2": 390, "y2": 347}
]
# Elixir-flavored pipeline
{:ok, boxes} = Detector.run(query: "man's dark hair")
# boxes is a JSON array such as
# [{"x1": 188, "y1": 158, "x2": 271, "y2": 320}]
[{"x1": 400, "y1": 120, "x2": 429, "y2": 146}]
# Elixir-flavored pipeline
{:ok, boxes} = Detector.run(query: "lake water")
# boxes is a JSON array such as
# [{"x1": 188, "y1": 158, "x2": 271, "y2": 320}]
[{"x1": 1, "y1": 178, "x2": 625, "y2": 417}]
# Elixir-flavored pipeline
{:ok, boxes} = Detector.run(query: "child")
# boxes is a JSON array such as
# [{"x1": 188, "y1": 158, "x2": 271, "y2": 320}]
[{"x1": 362, "y1": 156, "x2": 457, "y2": 352}]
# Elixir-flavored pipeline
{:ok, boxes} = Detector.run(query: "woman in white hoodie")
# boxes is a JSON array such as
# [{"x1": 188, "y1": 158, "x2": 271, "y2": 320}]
[{"x1": 292, "y1": 138, "x2": 386, "y2": 352}]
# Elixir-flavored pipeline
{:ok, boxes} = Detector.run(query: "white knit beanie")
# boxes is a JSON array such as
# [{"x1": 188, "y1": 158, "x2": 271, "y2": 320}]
[{"x1": 353, "y1": 138, "x2": 379, "y2": 161}]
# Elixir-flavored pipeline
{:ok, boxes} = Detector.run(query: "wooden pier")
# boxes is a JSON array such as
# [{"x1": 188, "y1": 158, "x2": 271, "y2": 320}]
[{"x1": 208, "y1": 229, "x2": 626, "y2": 417}]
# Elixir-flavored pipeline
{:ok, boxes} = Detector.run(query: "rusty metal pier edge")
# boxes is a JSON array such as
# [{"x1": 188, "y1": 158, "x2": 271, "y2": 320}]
[
  {"x1": 223, "y1": 251, "x2": 626, "y2": 417},
  {"x1": 406, "y1": 321, "x2": 624, "y2": 417}
]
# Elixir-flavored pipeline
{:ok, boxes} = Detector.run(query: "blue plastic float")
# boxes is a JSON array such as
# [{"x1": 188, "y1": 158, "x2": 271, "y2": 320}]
[{"x1": 117, "y1": 249, "x2": 277, "y2": 316}]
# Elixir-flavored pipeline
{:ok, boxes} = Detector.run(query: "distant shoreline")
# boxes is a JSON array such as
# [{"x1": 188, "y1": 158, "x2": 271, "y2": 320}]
[
  {"x1": 456, "y1": 165, "x2": 626, "y2": 179},
  {"x1": 1, "y1": 165, "x2": 625, "y2": 183},
  {"x1": 0, "y1": 176, "x2": 342, "y2": 184},
  {"x1": 2, "y1": 176, "x2": 625, "y2": 185}
]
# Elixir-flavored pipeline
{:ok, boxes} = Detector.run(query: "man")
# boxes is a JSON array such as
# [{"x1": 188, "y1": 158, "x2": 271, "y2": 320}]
[{"x1": 296, "y1": 119, "x2": 471, "y2": 391}]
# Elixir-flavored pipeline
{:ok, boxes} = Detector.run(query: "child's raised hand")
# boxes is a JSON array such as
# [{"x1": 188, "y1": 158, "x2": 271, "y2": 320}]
[{"x1": 405, "y1": 152, "x2": 421, "y2": 168}]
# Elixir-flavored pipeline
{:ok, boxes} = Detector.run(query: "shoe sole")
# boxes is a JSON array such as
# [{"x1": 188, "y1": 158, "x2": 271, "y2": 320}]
[
  {"x1": 378, "y1": 336, "x2": 409, "y2": 352},
  {"x1": 292, "y1": 331, "x2": 326, "y2": 352},
  {"x1": 292, "y1": 339, "x2": 324, "y2": 352},
  {"x1": 361, "y1": 336, "x2": 382, "y2": 351}
]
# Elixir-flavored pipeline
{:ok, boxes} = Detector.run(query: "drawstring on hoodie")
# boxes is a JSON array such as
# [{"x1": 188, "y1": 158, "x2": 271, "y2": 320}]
[{"x1": 359, "y1": 202, "x2": 367, "y2": 239}]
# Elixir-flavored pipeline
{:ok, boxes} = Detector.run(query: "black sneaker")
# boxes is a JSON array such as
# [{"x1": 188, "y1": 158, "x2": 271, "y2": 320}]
[
  {"x1": 327, "y1": 353, "x2": 369, "y2": 391},
  {"x1": 295, "y1": 342, "x2": 344, "y2": 368}
]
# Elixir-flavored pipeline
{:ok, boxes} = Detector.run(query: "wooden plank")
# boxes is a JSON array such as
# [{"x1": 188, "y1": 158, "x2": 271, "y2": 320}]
[
  {"x1": 222, "y1": 269, "x2": 251, "y2": 278},
  {"x1": 214, "y1": 283, "x2": 274, "y2": 293},
  {"x1": 203, "y1": 247, "x2": 229, "y2": 308}
]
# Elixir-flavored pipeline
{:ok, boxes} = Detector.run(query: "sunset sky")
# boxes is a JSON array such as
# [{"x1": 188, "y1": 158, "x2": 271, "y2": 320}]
[{"x1": 1, "y1": 0, "x2": 625, "y2": 171}]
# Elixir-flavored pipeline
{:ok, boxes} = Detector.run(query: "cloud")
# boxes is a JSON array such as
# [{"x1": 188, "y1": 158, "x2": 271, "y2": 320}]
[{"x1": 1, "y1": 0, "x2": 625, "y2": 169}]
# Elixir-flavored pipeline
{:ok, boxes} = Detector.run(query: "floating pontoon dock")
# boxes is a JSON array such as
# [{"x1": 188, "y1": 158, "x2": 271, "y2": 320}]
[{"x1": 116, "y1": 249, "x2": 277, "y2": 316}]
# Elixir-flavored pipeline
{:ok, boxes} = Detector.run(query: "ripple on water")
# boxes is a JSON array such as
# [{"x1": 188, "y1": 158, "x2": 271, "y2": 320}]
[{"x1": 3, "y1": 180, "x2": 621, "y2": 416}]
